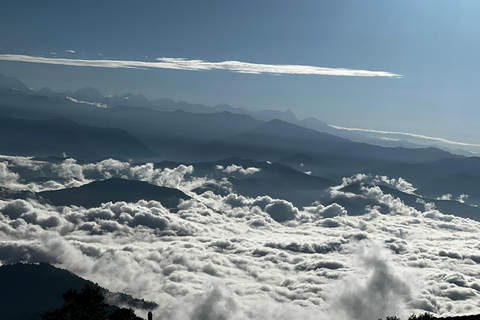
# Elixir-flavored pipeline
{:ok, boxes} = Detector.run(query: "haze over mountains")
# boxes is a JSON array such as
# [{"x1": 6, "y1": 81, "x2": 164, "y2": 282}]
[
  {"x1": 2, "y1": 71, "x2": 480, "y2": 320},
  {"x1": 0, "y1": 116, "x2": 156, "y2": 160},
  {"x1": 2, "y1": 72, "x2": 479, "y2": 205},
  {"x1": 1, "y1": 72, "x2": 475, "y2": 156},
  {"x1": 0, "y1": 73, "x2": 466, "y2": 162}
]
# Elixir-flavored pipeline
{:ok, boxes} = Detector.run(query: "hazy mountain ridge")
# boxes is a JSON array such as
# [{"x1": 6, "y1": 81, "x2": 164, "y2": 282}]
[
  {"x1": 29, "y1": 76, "x2": 472, "y2": 155},
  {"x1": 329, "y1": 183, "x2": 480, "y2": 221},
  {"x1": 0, "y1": 116, "x2": 156, "y2": 161},
  {"x1": 1, "y1": 74, "x2": 477, "y2": 207},
  {"x1": 156, "y1": 157, "x2": 336, "y2": 207},
  {"x1": 1, "y1": 73, "x2": 478, "y2": 207},
  {"x1": 205, "y1": 119, "x2": 458, "y2": 165},
  {"x1": 367, "y1": 157, "x2": 480, "y2": 205},
  {"x1": 0, "y1": 72, "x2": 473, "y2": 156},
  {"x1": 0, "y1": 84, "x2": 458, "y2": 166}
]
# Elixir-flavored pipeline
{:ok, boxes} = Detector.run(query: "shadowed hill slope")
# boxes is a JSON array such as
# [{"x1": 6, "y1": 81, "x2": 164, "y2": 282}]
[
  {"x1": 39, "y1": 178, "x2": 190, "y2": 208},
  {"x1": 206, "y1": 119, "x2": 458, "y2": 164},
  {"x1": 0, "y1": 116, "x2": 156, "y2": 161},
  {"x1": 0, "y1": 263, "x2": 156, "y2": 320}
]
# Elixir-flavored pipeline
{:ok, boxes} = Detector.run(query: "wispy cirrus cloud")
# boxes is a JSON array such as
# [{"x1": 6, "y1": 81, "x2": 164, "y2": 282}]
[
  {"x1": 0, "y1": 54, "x2": 401, "y2": 77},
  {"x1": 329, "y1": 124, "x2": 480, "y2": 148}
]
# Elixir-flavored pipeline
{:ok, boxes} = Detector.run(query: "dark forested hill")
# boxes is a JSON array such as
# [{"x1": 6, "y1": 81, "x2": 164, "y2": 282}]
[
  {"x1": 0, "y1": 263, "x2": 156, "y2": 320},
  {"x1": 39, "y1": 178, "x2": 190, "y2": 208}
]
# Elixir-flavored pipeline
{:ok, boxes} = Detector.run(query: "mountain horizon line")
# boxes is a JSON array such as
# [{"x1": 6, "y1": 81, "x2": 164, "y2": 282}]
[{"x1": 0, "y1": 71, "x2": 478, "y2": 156}]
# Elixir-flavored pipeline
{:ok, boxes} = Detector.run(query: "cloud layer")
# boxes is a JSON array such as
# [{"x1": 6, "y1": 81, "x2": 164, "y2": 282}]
[
  {"x1": 0, "y1": 54, "x2": 401, "y2": 78},
  {"x1": 1, "y1": 156, "x2": 480, "y2": 320}
]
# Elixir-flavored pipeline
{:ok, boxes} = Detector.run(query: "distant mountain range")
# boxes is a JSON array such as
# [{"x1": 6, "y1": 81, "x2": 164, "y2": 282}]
[
  {"x1": 0, "y1": 83, "x2": 458, "y2": 166},
  {"x1": 0, "y1": 116, "x2": 156, "y2": 161},
  {"x1": 154, "y1": 157, "x2": 480, "y2": 216},
  {"x1": 1, "y1": 72, "x2": 473, "y2": 155},
  {"x1": 157, "y1": 157, "x2": 336, "y2": 207},
  {"x1": 205, "y1": 119, "x2": 458, "y2": 168},
  {"x1": 2, "y1": 72, "x2": 480, "y2": 206},
  {"x1": 327, "y1": 183, "x2": 480, "y2": 221},
  {"x1": 369, "y1": 157, "x2": 480, "y2": 205}
]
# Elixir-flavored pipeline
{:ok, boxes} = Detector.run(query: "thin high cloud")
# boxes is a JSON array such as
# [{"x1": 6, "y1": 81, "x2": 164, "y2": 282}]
[
  {"x1": 329, "y1": 124, "x2": 480, "y2": 148},
  {"x1": 0, "y1": 54, "x2": 401, "y2": 77}
]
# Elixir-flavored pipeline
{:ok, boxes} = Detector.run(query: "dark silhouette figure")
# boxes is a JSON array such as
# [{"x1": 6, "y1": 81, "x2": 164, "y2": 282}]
[{"x1": 148, "y1": 311, "x2": 153, "y2": 320}]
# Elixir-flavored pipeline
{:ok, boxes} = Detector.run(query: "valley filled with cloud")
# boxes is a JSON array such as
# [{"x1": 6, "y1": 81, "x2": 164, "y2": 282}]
[{"x1": 2, "y1": 155, "x2": 480, "y2": 320}]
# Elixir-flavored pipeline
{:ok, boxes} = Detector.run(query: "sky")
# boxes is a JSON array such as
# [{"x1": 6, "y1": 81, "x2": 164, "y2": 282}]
[{"x1": 1, "y1": 0, "x2": 479, "y2": 144}]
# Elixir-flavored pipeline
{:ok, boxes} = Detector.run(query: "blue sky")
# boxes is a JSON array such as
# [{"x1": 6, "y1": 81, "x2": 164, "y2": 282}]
[{"x1": 1, "y1": 0, "x2": 479, "y2": 144}]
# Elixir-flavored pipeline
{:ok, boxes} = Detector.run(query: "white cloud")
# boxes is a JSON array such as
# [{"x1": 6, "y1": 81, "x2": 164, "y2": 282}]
[
  {"x1": 330, "y1": 241, "x2": 411, "y2": 320},
  {"x1": 0, "y1": 162, "x2": 22, "y2": 189},
  {"x1": 52, "y1": 158, "x2": 85, "y2": 180},
  {"x1": 329, "y1": 124, "x2": 480, "y2": 148},
  {"x1": 66, "y1": 96, "x2": 108, "y2": 108},
  {"x1": 375, "y1": 176, "x2": 417, "y2": 194},
  {"x1": 2, "y1": 155, "x2": 480, "y2": 319},
  {"x1": 437, "y1": 194, "x2": 453, "y2": 201},
  {"x1": 218, "y1": 164, "x2": 261, "y2": 175},
  {"x1": 330, "y1": 173, "x2": 417, "y2": 195},
  {"x1": 457, "y1": 194, "x2": 469, "y2": 204},
  {"x1": 0, "y1": 54, "x2": 402, "y2": 78},
  {"x1": 65, "y1": 50, "x2": 76, "y2": 53}
]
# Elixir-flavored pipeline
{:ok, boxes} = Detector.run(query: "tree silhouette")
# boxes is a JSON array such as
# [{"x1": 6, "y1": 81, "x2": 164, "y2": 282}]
[
  {"x1": 41, "y1": 283, "x2": 108, "y2": 320},
  {"x1": 40, "y1": 283, "x2": 144, "y2": 320},
  {"x1": 378, "y1": 314, "x2": 437, "y2": 320},
  {"x1": 108, "y1": 308, "x2": 144, "y2": 320},
  {"x1": 408, "y1": 313, "x2": 435, "y2": 320}
]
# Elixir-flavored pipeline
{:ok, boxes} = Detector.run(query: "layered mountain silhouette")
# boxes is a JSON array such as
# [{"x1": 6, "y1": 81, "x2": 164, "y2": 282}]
[
  {"x1": 71, "y1": 86, "x2": 105, "y2": 102},
  {"x1": 0, "y1": 72, "x2": 477, "y2": 208},
  {"x1": 0, "y1": 73, "x2": 32, "y2": 93},
  {"x1": 0, "y1": 263, "x2": 156, "y2": 320},
  {"x1": 0, "y1": 86, "x2": 263, "y2": 160},
  {"x1": 37, "y1": 86, "x2": 73, "y2": 98},
  {"x1": 205, "y1": 119, "x2": 457, "y2": 165},
  {"x1": 159, "y1": 158, "x2": 336, "y2": 207},
  {"x1": 0, "y1": 116, "x2": 156, "y2": 161},
  {"x1": 327, "y1": 183, "x2": 480, "y2": 221},
  {"x1": 39, "y1": 178, "x2": 190, "y2": 208},
  {"x1": 0, "y1": 74, "x2": 466, "y2": 161},
  {"x1": 0, "y1": 72, "x2": 474, "y2": 155},
  {"x1": 369, "y1": 157, "x2": 480, "y2": 205}
]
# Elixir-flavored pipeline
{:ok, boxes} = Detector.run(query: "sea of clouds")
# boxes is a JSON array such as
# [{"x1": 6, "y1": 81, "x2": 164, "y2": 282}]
[{"x1": 1, "y1": 155, "x2": 480, "y2": 320}]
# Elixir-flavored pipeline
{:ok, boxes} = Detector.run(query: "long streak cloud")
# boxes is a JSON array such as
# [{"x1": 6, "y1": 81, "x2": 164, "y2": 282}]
[
  {"x1": 329, "y1": 124, "x2": 480, "y2": 148},
  {"x1": 0, "y1": 54, "x2": 401, "y2": 77}
]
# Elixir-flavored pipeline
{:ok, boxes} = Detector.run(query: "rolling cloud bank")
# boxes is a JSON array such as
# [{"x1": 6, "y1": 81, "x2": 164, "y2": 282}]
[{"x1": 1, "y1": 155, "x2": 480, "y2": 319}]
